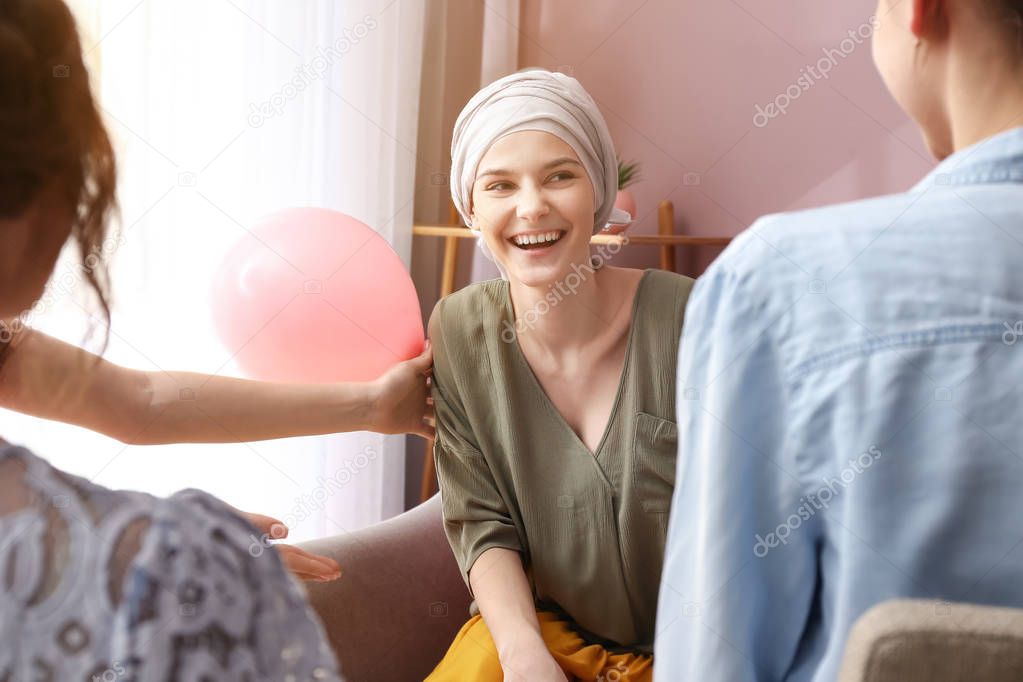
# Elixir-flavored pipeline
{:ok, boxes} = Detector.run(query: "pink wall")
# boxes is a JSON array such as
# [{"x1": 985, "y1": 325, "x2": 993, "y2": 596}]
[{"x1": 517, "y1": 0, "x2": 934, "y2": 274}]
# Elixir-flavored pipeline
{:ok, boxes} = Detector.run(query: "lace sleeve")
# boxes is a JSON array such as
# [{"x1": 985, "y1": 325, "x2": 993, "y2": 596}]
[
  {"x1": 111, "y1": 488, "x2": 341, "y2": 681},
  {"x1": 0, "y1": 444, "x2": 342, "y2": 681}
]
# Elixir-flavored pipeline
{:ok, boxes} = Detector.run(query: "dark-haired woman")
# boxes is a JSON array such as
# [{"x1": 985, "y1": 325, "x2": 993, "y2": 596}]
[{"x1": 0, "y1": 0, "x2": 431, "y2": 678}]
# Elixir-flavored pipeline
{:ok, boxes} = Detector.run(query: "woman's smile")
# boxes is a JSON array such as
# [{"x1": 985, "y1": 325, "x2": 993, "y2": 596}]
[{"x1": 507, "y1": 229, "x2": 568, "y2": 254}]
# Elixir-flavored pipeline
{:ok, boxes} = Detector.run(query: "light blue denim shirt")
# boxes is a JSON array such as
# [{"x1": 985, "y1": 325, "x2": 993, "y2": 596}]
[{"x1": 655, "y1": 127, "x2": 1023, "y2": 682}]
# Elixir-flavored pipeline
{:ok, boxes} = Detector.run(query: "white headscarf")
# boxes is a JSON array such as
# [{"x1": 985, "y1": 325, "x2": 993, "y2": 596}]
[{"x1": 449, "y1": 69, "x2": 630, "y2": 276}]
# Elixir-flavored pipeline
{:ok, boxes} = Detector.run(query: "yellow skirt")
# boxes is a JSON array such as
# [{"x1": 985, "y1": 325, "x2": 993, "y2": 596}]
[{"x1": 425, "y1": 611, "x2": 653, "y2": 681}]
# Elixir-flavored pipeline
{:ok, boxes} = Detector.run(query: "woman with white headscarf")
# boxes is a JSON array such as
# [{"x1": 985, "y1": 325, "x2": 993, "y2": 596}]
[{"x1": 425, "y1": 69, "x2": 693, "y2": 682}]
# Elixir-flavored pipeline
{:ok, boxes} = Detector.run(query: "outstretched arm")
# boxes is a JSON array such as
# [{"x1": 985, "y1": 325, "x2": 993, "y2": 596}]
[{"x1": 0, "y1": 325, "x2": 434, "y2": 445}]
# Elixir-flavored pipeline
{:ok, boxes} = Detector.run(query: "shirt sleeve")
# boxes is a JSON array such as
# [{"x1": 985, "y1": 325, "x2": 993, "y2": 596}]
[
  {"x1": 429, "y1": 300, "x2": 523, "y2": 593},
  {"x1": 654, "y1": 260, "x2": 820, "y2": 681}
]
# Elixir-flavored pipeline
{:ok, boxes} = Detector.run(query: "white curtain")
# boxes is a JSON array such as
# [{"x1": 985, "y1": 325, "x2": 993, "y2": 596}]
[{"x1": 0, "y1": 0, "x2": 425, "y2": 539}]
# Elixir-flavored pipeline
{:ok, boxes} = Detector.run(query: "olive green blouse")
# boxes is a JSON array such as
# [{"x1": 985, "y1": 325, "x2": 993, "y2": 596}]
[{"x1": 429, "y1": 268, "x2": 694, "y2": 652}]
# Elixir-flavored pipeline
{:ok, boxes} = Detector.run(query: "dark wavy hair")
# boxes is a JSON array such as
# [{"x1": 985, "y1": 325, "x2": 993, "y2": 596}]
[
  {"x1": 985, "y1": 0, "x2": 1023, "y2": 57},
  {"x1": 0, "y1": 0, "x2": 117, "y2": 351}
]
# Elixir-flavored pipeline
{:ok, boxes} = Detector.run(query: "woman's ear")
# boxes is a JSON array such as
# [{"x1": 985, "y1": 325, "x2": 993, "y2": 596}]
[{"x1": 910, "y1": 0, "x2": 948, "y2": 43}]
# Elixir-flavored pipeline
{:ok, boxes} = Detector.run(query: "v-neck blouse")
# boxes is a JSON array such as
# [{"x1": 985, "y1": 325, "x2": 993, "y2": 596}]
[
  {"x1": 505, "y1": 270, "x2": 646, "y2": 459},
  {"x1": 430, "y1": 268, "x2": 694, "y2": 652}
]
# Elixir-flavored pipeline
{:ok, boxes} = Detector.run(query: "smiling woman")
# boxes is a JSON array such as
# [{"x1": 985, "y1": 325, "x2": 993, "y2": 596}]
[
  {"x1": 471, "y1": 131, "x2": 594, "y2": 283},
  {"x1": 450, "y1": 69, "x2": 630, "y2": 281},
  {"x1": 425, "y1": 69, "x2": 694, "y2": 682}
]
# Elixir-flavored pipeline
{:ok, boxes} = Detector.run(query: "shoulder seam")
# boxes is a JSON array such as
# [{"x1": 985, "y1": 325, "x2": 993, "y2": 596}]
[{"x1": 790, "y1": 322, "x2": 1009, "y2": 379}]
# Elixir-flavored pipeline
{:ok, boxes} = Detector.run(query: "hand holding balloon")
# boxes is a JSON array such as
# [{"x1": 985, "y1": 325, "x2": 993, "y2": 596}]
[{"x1": 365, "y1": 340, "x2": 435, "y2": 440}]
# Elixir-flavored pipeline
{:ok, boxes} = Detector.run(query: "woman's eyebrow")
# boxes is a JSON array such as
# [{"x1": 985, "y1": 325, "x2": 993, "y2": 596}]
[{"x1": 477, "y1": 157, "x2": 582, "y2": 179}]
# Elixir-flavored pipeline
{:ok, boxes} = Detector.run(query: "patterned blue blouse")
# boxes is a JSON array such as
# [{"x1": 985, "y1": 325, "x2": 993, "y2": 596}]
[{"x1": 0, "y1": 441, "x2": 341, "y2": 681}]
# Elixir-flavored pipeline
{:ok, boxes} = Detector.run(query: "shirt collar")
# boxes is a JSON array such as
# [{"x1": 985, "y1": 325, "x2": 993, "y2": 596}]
[{"x1": 912, "y1": 126, "x2": 1023, "y2": 192}]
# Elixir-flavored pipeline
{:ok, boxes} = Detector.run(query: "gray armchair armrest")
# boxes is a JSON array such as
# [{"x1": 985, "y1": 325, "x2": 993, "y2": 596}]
[
  {"x1": 300, "y1": 495, "x2": 471, "y2": 682},
  {"x1": 839, "y1": 599, "x2": 1023, "y2": 682}
]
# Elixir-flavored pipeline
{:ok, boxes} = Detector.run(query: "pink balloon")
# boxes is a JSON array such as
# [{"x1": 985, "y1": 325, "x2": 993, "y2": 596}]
[{"x1": 212, "y1": 208, "x2": 424, "y2": 383}]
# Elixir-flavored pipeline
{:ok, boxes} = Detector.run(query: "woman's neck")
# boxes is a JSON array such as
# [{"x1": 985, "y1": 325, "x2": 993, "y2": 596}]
[
  {"x1": 508, "y1": 263, "x2": 613, "y2": 356},
  {"x1": 946, "y1": 53, "x2": 1023, "y2": 155}
]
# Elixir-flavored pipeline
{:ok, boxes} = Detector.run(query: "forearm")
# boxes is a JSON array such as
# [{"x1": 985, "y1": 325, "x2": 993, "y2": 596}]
[
  {"x1": 0, "y1": 328, "x2": 377, "y2": 445},
  {"x1": 469, "y1": 547, "x2": 545, "y2": 660},
  {"x1": 133, "y1": 371, "x2": 374, "y2": 444}
]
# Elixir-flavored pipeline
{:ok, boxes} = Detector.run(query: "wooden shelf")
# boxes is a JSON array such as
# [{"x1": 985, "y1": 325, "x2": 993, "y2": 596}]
[{"x1": 413, "y1": 224, "x2": 732, "y2": 247}]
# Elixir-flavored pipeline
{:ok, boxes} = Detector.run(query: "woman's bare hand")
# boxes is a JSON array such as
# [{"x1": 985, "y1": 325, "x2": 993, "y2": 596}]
[
  {"x1": 365, "y1": 341, "x2": 435, "y2": 439},
  {"x1": 242, "y1": 511, "x2": 341, "y2": 582}
]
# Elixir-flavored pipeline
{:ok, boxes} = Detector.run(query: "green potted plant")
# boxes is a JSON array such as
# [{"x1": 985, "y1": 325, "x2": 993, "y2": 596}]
[{"x1": 603, "y1": 155, "x2": 641, "y2": 234}]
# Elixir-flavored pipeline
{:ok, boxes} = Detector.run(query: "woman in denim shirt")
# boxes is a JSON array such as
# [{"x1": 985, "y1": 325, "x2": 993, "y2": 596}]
[{"x1": 657, "y1": 1, "x2": 1023, "y2": 680}]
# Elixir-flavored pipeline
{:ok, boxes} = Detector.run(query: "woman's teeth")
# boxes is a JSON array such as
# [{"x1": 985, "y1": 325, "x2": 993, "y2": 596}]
[{"x1": 511, "y1": 231, "x2": 564, "y2": 250}]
